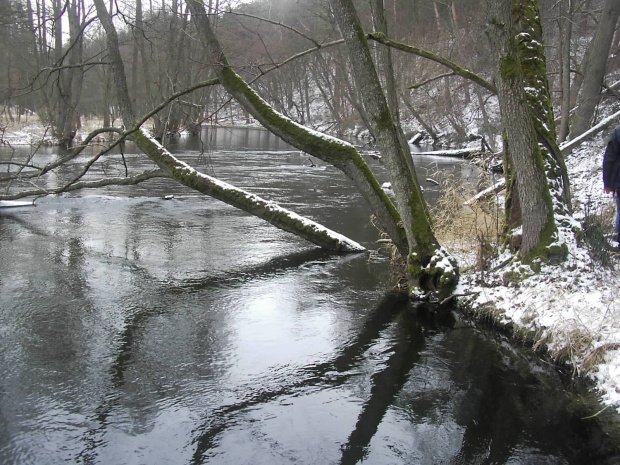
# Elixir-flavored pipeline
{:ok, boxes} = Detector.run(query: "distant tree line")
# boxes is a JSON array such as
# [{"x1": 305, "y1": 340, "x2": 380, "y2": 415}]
[{"x1": 1, "y1": 0, "x2": 618, "y2": 147}]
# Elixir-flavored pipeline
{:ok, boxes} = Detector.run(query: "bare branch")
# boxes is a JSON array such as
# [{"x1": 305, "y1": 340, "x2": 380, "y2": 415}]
[
  {"x1": 0, "y1": 170, "x2": 168, "y2": 200},
  {"x1": 560, "y1": 108, "x2": 620, "y2": 154},
  {"x1": 226, "y1": 11, "x2": 322, "y2": 47},
  {"x1": 408, "y1": 72, "x2": 457, "y2": 90},
  {"x1": 249, "y1": 40, "x2": 345, "y2": 84},
  {"x1": 367, "y1": 33, "x2": 497, "y2": 94},
  {"x1": 1, "y1": 127, "x2": 124, "y2": 182}
]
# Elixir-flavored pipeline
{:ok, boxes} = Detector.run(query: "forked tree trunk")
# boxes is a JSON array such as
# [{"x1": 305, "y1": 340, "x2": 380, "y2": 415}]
[
  {"x1": 328, "y1": 0, "x2": 458, "y2": 294},
  {"x1": 188, "y1": 0, "x2": 457, "y2": 296}
]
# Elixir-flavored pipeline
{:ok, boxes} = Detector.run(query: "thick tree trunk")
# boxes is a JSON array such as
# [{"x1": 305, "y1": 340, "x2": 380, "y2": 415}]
[
  {"x1": 328, "y1": 0, "x2": 458, "y2": 295},
  {"x1": 486, "y1": 0, "x2": 559, "y2": 258},
  {"x1": 186, "y1": 0, "x2": 410, "y2": 259}
]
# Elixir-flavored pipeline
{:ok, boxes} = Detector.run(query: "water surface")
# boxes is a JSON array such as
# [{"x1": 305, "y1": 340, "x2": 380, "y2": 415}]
[{"x1": 0, "y1": 128, "x2": 614, "y2": 464}]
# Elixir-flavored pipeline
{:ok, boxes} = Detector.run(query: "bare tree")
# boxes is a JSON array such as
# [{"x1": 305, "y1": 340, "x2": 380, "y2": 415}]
[{"x1": 571, "y1": 0, "x2": 620, "y2": 138}]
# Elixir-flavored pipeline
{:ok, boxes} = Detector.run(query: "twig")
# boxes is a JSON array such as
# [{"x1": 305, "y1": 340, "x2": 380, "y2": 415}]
[
  {"x1": 440, "y1": 291, "x2": 480, "y2": 305},
  {"x1": 581, "y1": 405, "x2": 610, "y2": 420}
]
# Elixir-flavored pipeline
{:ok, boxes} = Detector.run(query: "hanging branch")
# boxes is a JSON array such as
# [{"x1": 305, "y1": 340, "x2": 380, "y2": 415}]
[{"x1": 367, "y1": 33, "x2": 497, "y2": 94}]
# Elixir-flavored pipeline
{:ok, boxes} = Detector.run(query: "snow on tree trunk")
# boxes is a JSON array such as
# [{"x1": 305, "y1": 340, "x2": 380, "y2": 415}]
[
  {"x1": 486, "y1": 0, "x2": 571, "y2": 261},
  {"x1": 133, "y1": 130, "x2": 366, "y2": 252},
  {"x1": 186, "y1": 0, "x2": 409, "y2": 259}
]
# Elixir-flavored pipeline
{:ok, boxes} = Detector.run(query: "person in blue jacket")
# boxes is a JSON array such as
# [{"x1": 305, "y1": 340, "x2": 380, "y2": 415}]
[{"x1": 603, "y1": 125, "x2": 620, "y2": 250}]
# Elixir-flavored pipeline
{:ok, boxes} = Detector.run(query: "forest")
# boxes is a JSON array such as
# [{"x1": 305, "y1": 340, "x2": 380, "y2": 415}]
[
  {"x1": 1, "y1": 0, "x2": 617, "y2": 142},
  {"x1": 1, "y1": 0, "x2": 619, "y2": 297},
  {"x1": 4, "y1": 1, "x2": 620, "y2": 460}
]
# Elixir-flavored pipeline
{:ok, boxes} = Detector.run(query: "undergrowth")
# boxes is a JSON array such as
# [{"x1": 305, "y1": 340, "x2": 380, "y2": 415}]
[
  {"x1": 580, "y1": 199, "x2": 617, "y2": 270},
  {"x1": 372, "y1": 165, "x2": 505, "y2": 288},
  {"x1": 430, "y1": 169, "x2": 504, "y2": 281}
]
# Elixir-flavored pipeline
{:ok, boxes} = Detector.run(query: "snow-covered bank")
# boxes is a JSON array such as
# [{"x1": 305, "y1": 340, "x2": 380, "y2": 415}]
[{"x1": 456, "y1": 135, "x2": 620, "y2": 410}]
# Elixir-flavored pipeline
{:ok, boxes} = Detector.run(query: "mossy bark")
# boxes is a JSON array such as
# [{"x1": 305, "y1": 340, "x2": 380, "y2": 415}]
[
  {"x1": 187, "y1": 0, "x2": 409, "y2": 259},
  {"x1": 133, "y1": 131, "x2": 366, "y2": 252},
  {"x1": 329, "y1": 0, "x2": 458, "y2": 297},
  {"x1": 512, "y1": 0, "x2": 572, "y2": 217},
  {"x1": 94, "y1": 0, "x2": 366, "y2": 254},
  {"x1": 487, "y1": 0, "x2": 568, "y2": 262}
]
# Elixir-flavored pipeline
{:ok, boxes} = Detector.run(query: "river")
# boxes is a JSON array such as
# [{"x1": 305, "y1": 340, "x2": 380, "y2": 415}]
[{"x1": 0, "y1": 127, "x2": 614, "y2": 463}]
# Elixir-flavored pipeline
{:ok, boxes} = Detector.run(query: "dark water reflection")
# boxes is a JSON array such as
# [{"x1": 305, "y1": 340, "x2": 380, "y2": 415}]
[{"x1": 0, "y1": 128, "x2": 614, "y2": 464}]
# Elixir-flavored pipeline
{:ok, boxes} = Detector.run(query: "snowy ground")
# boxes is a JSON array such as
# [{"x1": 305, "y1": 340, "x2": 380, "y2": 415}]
[
  {"x1": 2, "y1": 119, "x2": 620, "y2": 411},
  {"x1": 456, "y1": 135, "x2": 620, "y2": 411}
]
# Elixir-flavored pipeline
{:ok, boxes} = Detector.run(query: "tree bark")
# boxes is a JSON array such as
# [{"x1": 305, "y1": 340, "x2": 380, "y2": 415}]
[
  {"x1": 186, "y1": 0, "x2": 410, "y2": 259},
  {"x1": 370, "y1": 0, "x2": 400, "y2": 125},
  {"x1": 558, "y1": 0, "x2": 574, "y2": 142},
  {"x1": 486, "y1": 0, "x2": 559, "y2": 258},
  {"x1": 328, "y1": 0, "x2": 458, "y2": 294}
]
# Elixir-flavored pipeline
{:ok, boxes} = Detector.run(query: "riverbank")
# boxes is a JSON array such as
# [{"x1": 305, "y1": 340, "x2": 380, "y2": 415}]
[
  {"x1": 2, "y1": 118, "x2": 620, "y2": 415},
  {"x1": 452, "y1": 135, "x2": 620, "y2": 412}
]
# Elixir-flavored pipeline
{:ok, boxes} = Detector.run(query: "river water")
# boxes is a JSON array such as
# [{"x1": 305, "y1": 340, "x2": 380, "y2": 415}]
[{"x1": 0, "y1": 127, "x2": 615, "y2": 464}]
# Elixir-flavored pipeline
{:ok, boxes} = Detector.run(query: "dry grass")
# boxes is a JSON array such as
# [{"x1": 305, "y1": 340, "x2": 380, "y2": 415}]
[
  {"x1": 430, "y1": 171, "x2": 504, "y2": 274},
  {"x1": 581, "y1": 199, "x2": 617, "y2": 269},
  {"x1": 371, "y1": 214, "x2": 408, "y2": 290},
  {"x1": 583, "y1": 343, "x2": 620, "y2": 374},
  {"x1": 369, "y1": 168, "x2": 505, "y2": 289}
]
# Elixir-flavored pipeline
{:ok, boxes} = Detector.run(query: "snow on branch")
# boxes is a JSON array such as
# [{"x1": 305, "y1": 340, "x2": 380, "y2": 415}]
[
  {"x1": 560, "y1": 108, "x2": 620, "y2": 154},
  {"x1": 0, "y1": 169, "x2": 168, "y2": 200},
  {"x1": 135, "y1": 131, "x2": 366, "y2": 253}
]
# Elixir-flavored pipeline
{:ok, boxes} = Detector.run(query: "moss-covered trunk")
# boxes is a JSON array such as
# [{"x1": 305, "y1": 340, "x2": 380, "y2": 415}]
[
  {"x1": 486, "y1": 0, "x2": 569, "y2": 261},
  {"x1": 93, "y1": 0, "x2": 366, "y2": 254},
  {"x1": 328, "y1": 0, "x2": 458, "y2": 296},
  {"x1": 186, "y1": 0, "x2": 409, "y2": 259}
]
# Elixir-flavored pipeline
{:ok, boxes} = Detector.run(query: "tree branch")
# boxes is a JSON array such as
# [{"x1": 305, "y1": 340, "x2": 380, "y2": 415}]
[
  {"x1": 367, "y1": 33, "x2": 497, "y2": 94},
  {"x1": 0, "y1": 169, "x2": 168, "y2": 200},
  {"x1": 226, "y1": 11, "x2": 322, "y2": 47},
  {"x1": 560, "y1": 108, "x2": 620, "y2": 154},
  {"x1": 1, "y1": 127, "x2": 124, "y2": 182},
  {"x1": 408, "y1": 72, "x2": 457, "y2": 90}
]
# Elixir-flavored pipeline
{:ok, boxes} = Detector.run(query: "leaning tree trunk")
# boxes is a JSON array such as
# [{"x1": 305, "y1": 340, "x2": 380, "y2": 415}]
[
  {"x1": 187, "y1": 0, "x2": 457, "y2": 296},
  {"x1": 328, "y1": 0, "x2": 458, "y2": 295},
  {"x1": 91, "y1": 0, "x2": 366, "y2": 254},
  {"x1": 185, "y1": 0, "x2": 409, "y2": 260}
]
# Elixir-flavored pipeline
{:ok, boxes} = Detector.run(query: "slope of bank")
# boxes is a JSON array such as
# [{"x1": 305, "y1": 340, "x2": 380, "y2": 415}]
[{"x1": 455, "y1": 135, "x2": 620, "y2": 414}]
